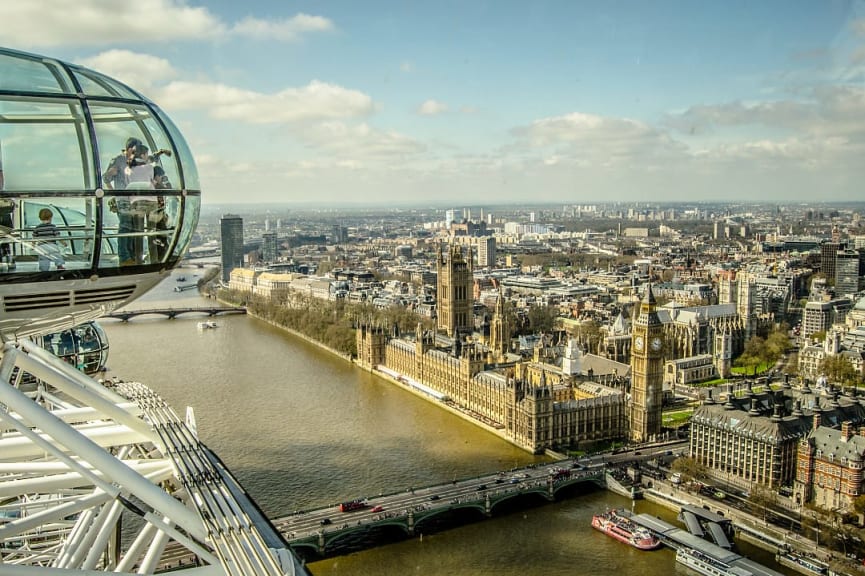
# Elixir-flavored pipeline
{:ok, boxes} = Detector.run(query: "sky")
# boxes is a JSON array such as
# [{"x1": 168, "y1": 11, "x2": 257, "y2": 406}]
[{"x1": 2, "y1": 1, "x2": 865, "y2": 206}]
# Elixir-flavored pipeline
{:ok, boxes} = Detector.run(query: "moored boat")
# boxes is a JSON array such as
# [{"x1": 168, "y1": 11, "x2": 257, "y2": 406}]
[
  {"x1": 676, "y1": 547, "x2": 752, "y2": 576},
  {"x1": 591, "y1": 509, "x2": 661, "y2": 550},
  {"x1": 197, "y1": 321, "x2": 218, "y2": 330},
  {"x1": 776, "y1": 551, "x2": 829, "y2": 576}
]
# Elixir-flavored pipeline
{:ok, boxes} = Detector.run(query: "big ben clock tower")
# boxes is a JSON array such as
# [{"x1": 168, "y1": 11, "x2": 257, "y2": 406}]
[{"x1": 629, "y1": 284, "x2": 664, "y2": 443}]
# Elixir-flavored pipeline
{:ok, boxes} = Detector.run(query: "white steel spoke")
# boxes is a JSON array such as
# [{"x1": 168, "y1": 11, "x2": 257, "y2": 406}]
[{"x1": 0, "y1": 342, "x2": 303, "y2": 574}]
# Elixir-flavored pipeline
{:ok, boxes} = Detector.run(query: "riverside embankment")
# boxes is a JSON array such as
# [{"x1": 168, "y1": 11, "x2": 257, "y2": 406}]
[{"x1": 234, "y1": 303, "x2": 547, "y2": 455}]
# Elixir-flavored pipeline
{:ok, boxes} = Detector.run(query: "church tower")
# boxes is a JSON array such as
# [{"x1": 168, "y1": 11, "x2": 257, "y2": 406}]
[
  {"x1": 489, "y1": 289, "x2": 510, "y2": 362},
  {"x1": 356, "y1": 323, "x2": 387, "y2": 370},
  {"x1": 436, "y1": 242, "x2": 473, "y2": 337},
  {"x1": 736, "y1": 270, "x2": 756, "y2": 340},
  {"x1": 714, "y1": 329, "x2": 731, "y2": 378},
  {"x1": 629, "y1": 284, "x2": 664, "y2": 443}
]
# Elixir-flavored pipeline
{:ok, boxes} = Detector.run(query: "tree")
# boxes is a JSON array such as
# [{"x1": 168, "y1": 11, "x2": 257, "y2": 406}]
[
  {"x1": 572, "y1": 319, "x2": 602, "y2": 352},
  {"x1": 852, "y1": 494, "x2": 865, "y2": 517},
  {"x1": 528, "y1": 305, "x2": 559, "y2": 333},
  {"x1": 670, "y1": 456, "x2": 708, "y2": 483},
  {"x1": 820, "y1": 354, "x2": 861, "y2": 389},
  {"x1": 733, "y1": 325, "x2": 790, "y2": 373},
  {"x1": 747, "y1": 484, "x2": 777, "y2": 521}
]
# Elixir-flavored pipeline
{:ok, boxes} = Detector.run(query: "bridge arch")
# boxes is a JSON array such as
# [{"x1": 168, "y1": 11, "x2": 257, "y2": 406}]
[{"x1": 319, "y1": 522, "x2": 411, "y2": 556}]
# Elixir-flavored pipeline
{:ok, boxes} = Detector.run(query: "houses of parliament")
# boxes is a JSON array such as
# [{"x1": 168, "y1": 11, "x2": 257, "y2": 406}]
[{"x1": 356, "y1": 243, "x2": 674, "y2": 452}]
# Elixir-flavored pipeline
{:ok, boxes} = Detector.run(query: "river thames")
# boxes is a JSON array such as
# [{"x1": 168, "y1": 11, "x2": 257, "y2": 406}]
[{"x1": 100, "y1": 269, "x2": 794, "y2": 575}]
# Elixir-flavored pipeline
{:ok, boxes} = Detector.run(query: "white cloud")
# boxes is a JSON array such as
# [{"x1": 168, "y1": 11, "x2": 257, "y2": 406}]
[
  {"x1": 231, "y1": 13, "x2": 334, "y2": 41},
  {"x1": 0, "y1": 0, "x2": 225, "y2": 48},
  {"x1": 154, "y1": 80, "x2": 374, "y2": 123},
  {"x1": 0, "y1": 1, "x2": 331, "y2": 48},
  {"x1": 77, "y1": 50, "x2": 179, "y2": 95},
  {"x1": 400, "y1": 61, "x2": 414, "y2": 73},
  {"x1": 417, "y1": 100, "x2": 449, "y2": 116},
  {"x1": 511, "y1": 112, "x2": 683, "y2": 168},
  {"x1": 300, "y1": 122, "x2": 426, "y2": 160},
  {"x1": 665, "y1": 86, "x2": 865, "y2": 145},
  {"x1": 664, "y1": 100, "x2": 812, "y2": 134}
]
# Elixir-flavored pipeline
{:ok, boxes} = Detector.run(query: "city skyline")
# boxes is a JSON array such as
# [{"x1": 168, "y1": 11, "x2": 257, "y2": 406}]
[{"x1": 2, "y1": 1, "x2": 865, "y2": 205}]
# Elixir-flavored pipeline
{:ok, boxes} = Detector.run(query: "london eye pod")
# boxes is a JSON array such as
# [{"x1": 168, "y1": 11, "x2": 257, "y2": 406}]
[
  {"x1": 0, "y1": 46, "x2": 201, "y2": 341},
  {"x1": 33, "y1": 320, "x2": 110, "y2": 375}
]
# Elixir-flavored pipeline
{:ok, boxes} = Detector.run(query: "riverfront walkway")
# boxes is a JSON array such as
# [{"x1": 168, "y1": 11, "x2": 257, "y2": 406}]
[{"x1": 273, "y1": 460, "x2": 604, "y2": 557}]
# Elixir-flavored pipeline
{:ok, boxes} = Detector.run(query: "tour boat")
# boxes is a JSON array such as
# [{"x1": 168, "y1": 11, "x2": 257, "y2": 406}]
[
  {"x1": 676, "y1": 547, "x2": 751, "y2": 576},
  {"x1": 197, "y1": 321, "x2": 218, "y2": 330},
  {"x1": 776, "y1": 551, "x2": 829, "y2": 576},
  {"x1": 591, "y1": 509, "x2": 661, "y2": 550}
]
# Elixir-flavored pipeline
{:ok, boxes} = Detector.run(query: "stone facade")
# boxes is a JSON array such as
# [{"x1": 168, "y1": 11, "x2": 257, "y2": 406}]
[
  {"x1": 690, "y1": 384, "x2": 865, "y2": 490},
  {"x1": 796, "y1": 421, "x2": 865, "y2": 512},
  {"x1": 355, "y1": 323, "x2": 627, "y2": 453}
]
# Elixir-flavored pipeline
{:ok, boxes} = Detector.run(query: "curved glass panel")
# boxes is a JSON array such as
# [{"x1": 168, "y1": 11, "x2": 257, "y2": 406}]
[
  {"x1": 91, "y1": 103, "x2": 180, "y2": 190},
  {"x1": 0, "y1": 97, "x2": 91, "y2": 190},
  {"x1": 0, "y1": 52, "x2": 72, "y2": 94},
  {"x1": 17, "y1": 196, "x2": 95, "y2": 269},
  {"x1": 155, "y1": 107, "x2": 200, "y2": 190},
  {"x1": 70, "y1": 67, "x2": 143, "y2": 100},
  {"x1": 174, "y1": 195, "x2": 200, "y2": 259}
]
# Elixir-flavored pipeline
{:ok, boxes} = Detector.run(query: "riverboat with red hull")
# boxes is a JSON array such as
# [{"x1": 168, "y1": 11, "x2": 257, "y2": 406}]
[{"x1": 591, "y1": 509, "x2": 662, "y2": 550}]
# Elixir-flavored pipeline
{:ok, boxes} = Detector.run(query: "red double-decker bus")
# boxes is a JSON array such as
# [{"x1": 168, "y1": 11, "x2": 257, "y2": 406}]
[{"x1": 339, "y1": 499, "x2": 368, "y2": 512}]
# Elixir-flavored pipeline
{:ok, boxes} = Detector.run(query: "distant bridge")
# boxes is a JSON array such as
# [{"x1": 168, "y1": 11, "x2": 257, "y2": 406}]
[{"x1": 102, "y1": 306, "x2": 247, "y2": 322}]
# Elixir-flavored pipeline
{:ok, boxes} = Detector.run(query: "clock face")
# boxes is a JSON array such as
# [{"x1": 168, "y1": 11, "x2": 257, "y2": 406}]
[
  {"x1": 651, "y1": 337, "x2": 663, "y2": 351},
  {"x1": 634, "y1": 336, "x2": 644, "y2": 351}
]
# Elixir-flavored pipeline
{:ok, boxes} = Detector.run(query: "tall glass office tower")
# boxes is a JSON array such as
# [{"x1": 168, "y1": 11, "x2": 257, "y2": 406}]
[{"x1": 220, "y1": 213, "x2": 244, "y2": 282}]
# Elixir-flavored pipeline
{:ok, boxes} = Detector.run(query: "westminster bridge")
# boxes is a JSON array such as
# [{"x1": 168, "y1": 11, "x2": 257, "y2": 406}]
[
  {"x1": 102, "y1": 306, "x2": 247, "y2": 321},
  {"x1": 274, "y1": 460, "x2": 606, "y2": 560}
]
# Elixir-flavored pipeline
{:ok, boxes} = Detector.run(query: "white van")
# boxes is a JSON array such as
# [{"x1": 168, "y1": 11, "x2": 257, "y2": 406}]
[{"x1": 670, "y1": 473, "x2": 682, "y2": 485}]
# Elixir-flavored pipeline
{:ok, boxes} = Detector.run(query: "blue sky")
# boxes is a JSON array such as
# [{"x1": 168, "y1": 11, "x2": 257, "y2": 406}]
[{"x1": 2, "y1": 1, "x2": 865, "y2": 206}]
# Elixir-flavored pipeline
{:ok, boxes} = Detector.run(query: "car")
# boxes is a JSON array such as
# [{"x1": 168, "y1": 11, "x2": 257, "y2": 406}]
[
  {"x1": 476, "y1": 484, "x2": 488, "y2": 491},
  {"x1": 509, "y1": 477, "x2": 522, "y2": 484},
  {"x1": 429, "y1": 494, "x2": 440, "y2": 501},
  {"x1": 371, "y1": 505, "x2": 384, "y2": 512},
  {"x1": 494, "y1": 478, "x2": 504, "y2": 484},
  {"x1": 320, "y1": 518, "x2": 332, "y2": 525},
  {"x1": 634, "y1": 451, "x2": 643, "y2": 456}
]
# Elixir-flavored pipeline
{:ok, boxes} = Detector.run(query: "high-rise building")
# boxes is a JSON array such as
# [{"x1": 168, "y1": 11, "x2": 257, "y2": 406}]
[
  {"x1": 436, "y1": 243, "x2": 473, "y2": 337},
  {"x1": 629, "y1": 284, "x2": 664, "y2": 443},
  {"x1": 821, "y1": 241, "x2": 842, "y2": 283},
  {"x1": 331, "y1": 224, "x2": 348, "y2": 244},
  {"x1": 835, "y1": 249, "x2": 864, "y2": 296},
  {"x1": 261, "y1": 231, "x2": 278, "y2": 263},
  {"x1": 445, "y1": 209, "x2": 457, "y2": 229},
  {"x1": 220, "y1": 213, "x2": 244, "y2": 283},
  {"x1": 476, "y1": 236, "x2": 496, "y2": 268}
]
